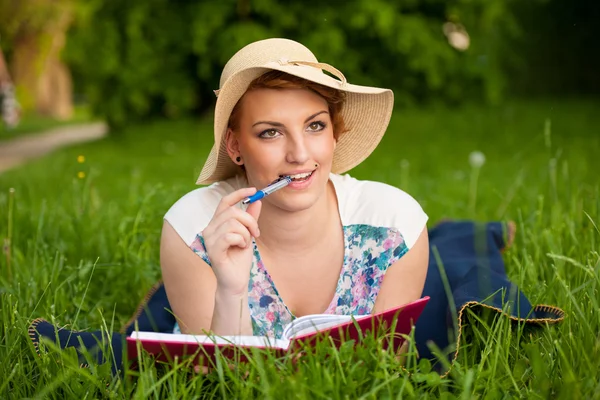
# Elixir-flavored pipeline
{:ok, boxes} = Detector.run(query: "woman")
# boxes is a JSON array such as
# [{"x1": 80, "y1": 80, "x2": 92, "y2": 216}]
[
  {"x1": 160, "y1": 38, "x2": 429, "y2": 339},
  {"x1": 29, "y1": 38, "x2": 562, "y2": 377}
]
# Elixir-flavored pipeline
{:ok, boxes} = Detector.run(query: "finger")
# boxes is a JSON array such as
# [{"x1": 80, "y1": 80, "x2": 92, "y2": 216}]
[
  {"x1": 221, "y1": 232, "x2": 248, "y2": 250},
  {"x1": 210, "y1": 218, "x2": 252, "y2": 246},
  {"x1": 215, "y1": 187, "x2": 257, "y2": 215},
  {"x1": 210, "y1": 207, "x2": 260, "y2": 238},
  {"x1": 245, "y1": 200, "x2": 262, "y2": 235},
  {"x1": 206, "y1": 222, "x2": 250, "y2": 252},
  {"x1": 204, "y1": 214, "x2": 255, "y2": 255},
  {"x1": 219, "y1": 219, "x2": 252, "y2": 248}
]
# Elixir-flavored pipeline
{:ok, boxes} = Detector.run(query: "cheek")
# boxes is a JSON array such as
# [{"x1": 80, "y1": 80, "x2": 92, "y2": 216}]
[
  {"x1": 312, "y1": 135, "x2": 336, "y2": 163},
  {"x1": 240, "y1": 137, "x2": 269, "y2": 162},
  {"x1": 241, "y1": 140, "x2": 282, "y2": 181}
]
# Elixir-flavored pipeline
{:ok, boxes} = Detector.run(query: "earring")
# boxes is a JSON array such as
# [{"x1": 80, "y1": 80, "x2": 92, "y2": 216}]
[{"x1": 236, "y1": 156, "x2": 241, "y2": 163}]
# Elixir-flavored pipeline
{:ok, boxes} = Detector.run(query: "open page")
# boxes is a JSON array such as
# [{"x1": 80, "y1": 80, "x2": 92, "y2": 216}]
[
  {"x1": 282, "y1": 314, "x2": 369, "y2": 339},
  {"x1": 130, "y1": 331, "x2": 291, "y2": 350}
]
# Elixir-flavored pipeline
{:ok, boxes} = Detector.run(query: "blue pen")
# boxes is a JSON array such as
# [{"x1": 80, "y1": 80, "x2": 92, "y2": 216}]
[{"x1": 242, "y1": 176, "x2": 292, "y2": 205}]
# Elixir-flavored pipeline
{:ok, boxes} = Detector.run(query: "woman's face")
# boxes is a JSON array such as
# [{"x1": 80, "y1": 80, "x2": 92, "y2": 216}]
[{"x1": 227, "y1": 87, "x2": 337, "y2": 212}]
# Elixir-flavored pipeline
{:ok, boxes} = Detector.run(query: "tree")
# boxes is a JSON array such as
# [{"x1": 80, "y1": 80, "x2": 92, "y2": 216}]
[{"x1": 0, "y1": 0, "x2": 75, "y2": 120}]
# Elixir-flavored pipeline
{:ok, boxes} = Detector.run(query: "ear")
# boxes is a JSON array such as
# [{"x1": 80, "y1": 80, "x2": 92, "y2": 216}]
[{"x1": 225, "y1": 128, "x2": 241, "y2": 163}]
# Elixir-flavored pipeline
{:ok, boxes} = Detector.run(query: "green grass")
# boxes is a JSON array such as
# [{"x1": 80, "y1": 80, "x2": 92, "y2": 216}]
[
  {"x1": 0, "y1": 98, "x2": 599, "y2": 398},
  {"x1": 0, "y1": 105, "x2": 94, "y2": 141}
]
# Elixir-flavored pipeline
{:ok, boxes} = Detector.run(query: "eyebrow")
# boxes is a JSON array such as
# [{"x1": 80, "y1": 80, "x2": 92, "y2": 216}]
[{"x1": 252, "y1": 110, "x2": 329, "y2": 128}]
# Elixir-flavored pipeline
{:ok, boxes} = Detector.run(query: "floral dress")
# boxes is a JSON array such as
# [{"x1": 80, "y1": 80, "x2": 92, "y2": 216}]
[{"x1": 173, "y1": 224, "x2": 408, "y2": 338}]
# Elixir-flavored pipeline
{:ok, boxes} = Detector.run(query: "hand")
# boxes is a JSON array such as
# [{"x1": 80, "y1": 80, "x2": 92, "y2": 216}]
[{"x1": 202, "y1": 188, "x2": 262, "y2": 297}]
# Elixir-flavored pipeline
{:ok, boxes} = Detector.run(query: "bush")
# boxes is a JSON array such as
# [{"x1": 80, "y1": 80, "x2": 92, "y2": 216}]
[{"x1": 64, "y1": 0, "x2": 520, "y2": 128}]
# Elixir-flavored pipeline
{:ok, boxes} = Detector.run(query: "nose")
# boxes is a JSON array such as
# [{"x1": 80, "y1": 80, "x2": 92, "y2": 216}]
[{"x1": 285, "y1": 132, "x2": 310, "y2": 165}]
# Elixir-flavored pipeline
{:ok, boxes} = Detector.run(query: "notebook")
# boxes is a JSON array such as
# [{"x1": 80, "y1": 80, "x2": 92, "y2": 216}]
[{"x1": 127, "y1": 296, "x2": 430, "y2": 365}]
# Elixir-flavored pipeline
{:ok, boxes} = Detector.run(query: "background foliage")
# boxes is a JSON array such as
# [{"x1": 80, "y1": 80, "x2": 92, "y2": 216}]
[
  {"x1": 506, "y1": 0, "x2": 600, "y2": 97},
  {"x1": 3, "y1": 0, "x2": 599, "y2": 128},
  {"x1": 0, "y1": 0, "x2": 73, "y2": 52},
  {"x1": 63, "y1": 0, "x2": 520, "y2": 127}
]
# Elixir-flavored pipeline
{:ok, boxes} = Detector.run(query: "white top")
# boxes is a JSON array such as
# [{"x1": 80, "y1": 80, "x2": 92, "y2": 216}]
[{"x1": 164, "y1": 173, "x2": 428, "y2": 250}]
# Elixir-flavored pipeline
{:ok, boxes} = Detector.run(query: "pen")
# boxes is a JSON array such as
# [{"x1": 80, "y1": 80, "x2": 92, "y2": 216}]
[{"x1": 242, "y1": 176, "x2": 292, "y2": 205}]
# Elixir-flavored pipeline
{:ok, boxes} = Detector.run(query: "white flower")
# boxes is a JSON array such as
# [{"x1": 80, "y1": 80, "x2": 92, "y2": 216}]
[
  {"x1": 364, "y1": 239, "x2": 382, "y2": 258},
  {"x1": 340, "y1": 276, "x2": 352, "y2": 290},
  {"x1": 350, "y1": 245, "x2": 364, "y2": 260},
  {"x1": 469, "y1": 151, "x2": 486, "y2": 168}
]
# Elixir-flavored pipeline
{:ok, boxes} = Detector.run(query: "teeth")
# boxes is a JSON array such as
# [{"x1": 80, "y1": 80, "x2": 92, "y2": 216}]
[
  {"x1": 289, "y1": 171, "x2": 313, "y2": 180},
  {"x1": 291, "y1": 172, "x2": 311, "y2": 178}
]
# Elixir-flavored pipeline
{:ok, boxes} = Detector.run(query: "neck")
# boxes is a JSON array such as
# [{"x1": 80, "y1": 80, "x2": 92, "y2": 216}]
[{"x1": 256, "y1": 181, "x2": 338, "y2": 256}]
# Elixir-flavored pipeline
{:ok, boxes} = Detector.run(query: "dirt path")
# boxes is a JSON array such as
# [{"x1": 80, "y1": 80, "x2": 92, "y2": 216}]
[{"x1": 0, "y1": 122, "x2": 108, "y2": 174}]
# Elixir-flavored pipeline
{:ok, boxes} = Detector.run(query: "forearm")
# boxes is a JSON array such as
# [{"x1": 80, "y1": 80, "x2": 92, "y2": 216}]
[{"x1": 209, "y1": 287, "x2": 253, "y2": 336}]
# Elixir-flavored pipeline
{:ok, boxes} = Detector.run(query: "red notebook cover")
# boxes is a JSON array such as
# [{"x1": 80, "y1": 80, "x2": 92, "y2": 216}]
[{"x1": 127, "y1": 296, "x2": 429, "y2": 367}]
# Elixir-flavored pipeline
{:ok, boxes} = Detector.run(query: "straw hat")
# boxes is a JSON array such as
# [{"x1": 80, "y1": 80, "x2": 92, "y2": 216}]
[{"x1": 196, "y1": 38, "x2": 394, "y2": 185}]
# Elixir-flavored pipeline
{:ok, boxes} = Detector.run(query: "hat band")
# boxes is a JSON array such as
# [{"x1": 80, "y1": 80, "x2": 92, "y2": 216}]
[{"x1": 213, "y1": 59, "x2": 347, "y2": 98}]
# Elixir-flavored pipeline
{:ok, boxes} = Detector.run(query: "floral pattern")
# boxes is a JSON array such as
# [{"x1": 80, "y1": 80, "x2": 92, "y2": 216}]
[{"x1": 173, "y1": 224, "x2": 408, "y2": 338}]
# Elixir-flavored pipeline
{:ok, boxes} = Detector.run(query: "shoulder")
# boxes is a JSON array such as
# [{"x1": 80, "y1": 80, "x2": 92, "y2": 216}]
[
  {"x1": 164, "y1": 174, "x2": 248, "y2": 246},
  {"x1": 331, "y1": 173, "x2": 428, "y2": 249}
]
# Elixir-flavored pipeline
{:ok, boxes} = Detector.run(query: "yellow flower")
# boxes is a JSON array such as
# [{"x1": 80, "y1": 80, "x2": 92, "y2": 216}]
[
  {"x1": 78, "y1": 171, "x2": 86, "y2": 179},
  {"x1": 77, "y1": 155, "x2": 85, "y2": 163}
]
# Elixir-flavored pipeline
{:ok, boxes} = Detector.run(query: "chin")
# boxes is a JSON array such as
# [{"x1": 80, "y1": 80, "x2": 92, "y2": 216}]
[{"x1": 273, "y1": 192, "x2": 320, "y2": 212}]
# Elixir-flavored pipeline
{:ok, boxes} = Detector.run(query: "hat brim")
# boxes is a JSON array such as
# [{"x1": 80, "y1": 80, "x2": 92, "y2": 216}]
[{"x1": 196, "y1": 62, "x2": 394, "y2": 185}]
